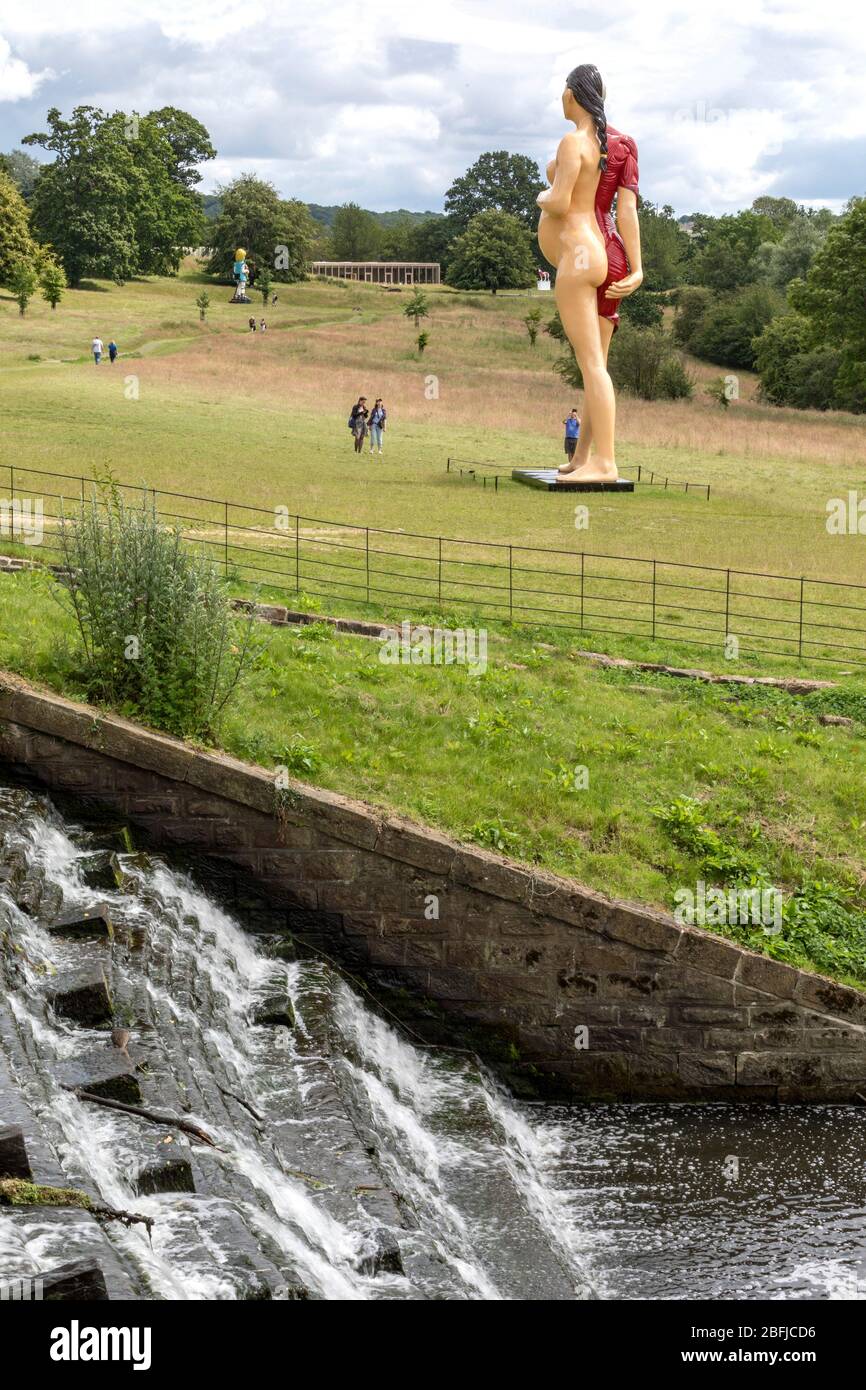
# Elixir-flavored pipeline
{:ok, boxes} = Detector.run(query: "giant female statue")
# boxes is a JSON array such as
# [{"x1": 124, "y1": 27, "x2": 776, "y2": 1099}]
[{"x1": 537, "y1": 65, "x2": 643, "y2": 483}]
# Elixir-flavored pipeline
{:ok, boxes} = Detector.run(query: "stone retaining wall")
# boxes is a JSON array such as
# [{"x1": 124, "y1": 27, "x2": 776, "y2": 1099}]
[{"x1": 2, "y1": 673, "x2": 866, "y2": 1101}]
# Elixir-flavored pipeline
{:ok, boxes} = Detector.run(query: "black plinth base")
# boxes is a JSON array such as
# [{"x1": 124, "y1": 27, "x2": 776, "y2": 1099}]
[{"x1": 512, "y1": 469, "x2": 634, "y2": 492}]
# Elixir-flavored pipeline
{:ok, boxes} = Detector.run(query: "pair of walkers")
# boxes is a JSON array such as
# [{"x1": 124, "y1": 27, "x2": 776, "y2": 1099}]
[
  {"x1": 348, "y1": 396, "x2": 387, "y2": 455},
  {"x1": 91, "y1": 337, "x2": 118, "y2": 365}
]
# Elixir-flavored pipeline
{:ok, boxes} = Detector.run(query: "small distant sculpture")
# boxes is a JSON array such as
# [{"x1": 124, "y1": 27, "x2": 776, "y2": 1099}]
[
  {"x1": 231, "y1": 247, "x2": 251, "y2": 302},
  {"x1": 537, "y1": 64, "x2": 643, "y2": 483}
]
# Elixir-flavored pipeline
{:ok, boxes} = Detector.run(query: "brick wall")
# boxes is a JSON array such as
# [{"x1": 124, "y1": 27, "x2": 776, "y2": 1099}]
[{"x1": 2, "y1": 673, "x2": 866, "y2": 1101}]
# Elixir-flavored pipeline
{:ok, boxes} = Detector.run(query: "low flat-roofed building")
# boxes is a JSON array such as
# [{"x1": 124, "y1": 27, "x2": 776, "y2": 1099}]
[{"x1": 311, "y1": 261, "x2": 441, "y2": 285}]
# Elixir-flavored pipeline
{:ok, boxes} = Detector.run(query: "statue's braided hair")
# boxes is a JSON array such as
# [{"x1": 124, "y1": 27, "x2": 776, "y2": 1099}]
[{"x1": 565, "y1": 64, "x2": 608, "y2": 173}]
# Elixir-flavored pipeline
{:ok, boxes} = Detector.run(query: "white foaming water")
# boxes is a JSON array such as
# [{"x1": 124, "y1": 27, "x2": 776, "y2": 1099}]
[{"x1": 0, "y1": 791, "x2": 596, "y2": 1301}]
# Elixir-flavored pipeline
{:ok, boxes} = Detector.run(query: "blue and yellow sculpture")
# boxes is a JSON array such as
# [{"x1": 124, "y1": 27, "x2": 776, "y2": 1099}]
[{"x1": 231, "y1": 247, "x2": 251, "y2": 302}]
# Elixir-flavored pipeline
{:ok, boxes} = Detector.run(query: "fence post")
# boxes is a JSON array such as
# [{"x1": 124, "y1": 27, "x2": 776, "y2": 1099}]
[
  {"x1": 294, "y1": 514, "x2": 299, "y2": 594},
  {"x1": 437, "y1": 536, "x2": 442, "y2": 606},
  {"x1": 798, "y1": 577, "x2": 805, "y2": 658},
  {"x1": 224, "y1": 501, "x2": 229, "y2": 577},
  {"x1": 651, "y1": 560, "x2": 657, "y2": 640},
  {"x1": 365, "y1": 527, "x2": 370, "y2": 605},
  {"x1": 508, "y1": 545, "x2": 513, "y2": 619},
  {"x1": 725, "y1": 568, "x2": 731, "y2": 648},
  {"x1": 578, "y1": 550, "x2": 586, "y2": 633}
]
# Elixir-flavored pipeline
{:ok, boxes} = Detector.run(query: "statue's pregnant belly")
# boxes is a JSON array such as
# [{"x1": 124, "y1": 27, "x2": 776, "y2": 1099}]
[{"x1": 537, "y1": 210, "x2": 560, "y2": 266}]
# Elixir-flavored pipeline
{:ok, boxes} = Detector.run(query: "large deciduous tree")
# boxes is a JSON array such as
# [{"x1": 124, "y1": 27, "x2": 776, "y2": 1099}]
[
  {"x1": 445, "y1": 151, "x2": 544, "y2": 234},
  {"x1": 205, "y1": 174, "x2": 316, "y2": 282},
  {"x1": 446, "y1": 209, "x2": 535, "y2": 294},
  {"x1": 22, "y1": 105, "x2": 214, "y2": 285},
  {"x1": 0, "y1": 167, "x2": 39, "y2": 286},
  {"x1": 329, "y1": 203, "x2": 382, "y2": 260}
]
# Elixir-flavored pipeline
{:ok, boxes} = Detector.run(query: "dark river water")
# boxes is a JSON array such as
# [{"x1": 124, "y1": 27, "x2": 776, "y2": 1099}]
[{"x1": 1, "y1": 780, "x2": 864, "y2": 1301}]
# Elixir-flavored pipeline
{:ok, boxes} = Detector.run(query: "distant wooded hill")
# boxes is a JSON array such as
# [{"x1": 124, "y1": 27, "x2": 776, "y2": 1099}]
[{"x1": 200, "y1": 194, "x2": 441, "y2": 227}]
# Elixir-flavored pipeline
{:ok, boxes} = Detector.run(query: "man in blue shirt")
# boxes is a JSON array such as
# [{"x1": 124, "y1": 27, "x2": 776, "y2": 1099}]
[{"x1": 563, "y1": 409, "x2": 581, "y2": 463}]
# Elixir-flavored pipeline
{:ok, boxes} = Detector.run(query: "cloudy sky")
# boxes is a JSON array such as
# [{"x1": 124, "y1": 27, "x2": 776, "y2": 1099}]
[{"x1": 1, "y1": 0, "x2": 864, "y2": 216}]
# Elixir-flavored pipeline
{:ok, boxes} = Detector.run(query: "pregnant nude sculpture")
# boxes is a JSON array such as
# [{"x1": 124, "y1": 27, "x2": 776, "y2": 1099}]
[{"x1": 537, "y1": 64, "x2": 643, "y2": 483}]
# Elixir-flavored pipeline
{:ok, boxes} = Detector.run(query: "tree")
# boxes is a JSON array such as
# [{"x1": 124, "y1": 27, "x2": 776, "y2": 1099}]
[
  {"x1": 0, "y1": 168, "x2": 38, "y2": 286},
  {"x1": 637, "y1": 199, "x2": 686, "y2": 290},
  {"x1": 688, "y1": 210, "x2": 778, "y2": 290},
  {"x1": 446, "y1": 210, "x2": 535, "y2": 294},
  {"x1": 258, "y1": 267, "x2": 272, "y2": 306},
  {"x1": 688, "y1": 284, "x2": 783, "y2": 370},
  {"x1": 0, "y1": 148, "x2": 42, "y2": 200},
  {"x1": 10, "y1": 261, "x2": 39, "y2": 315},
  {"x1": 417, "y1": 330, "x2": 429, "y2": 355},
  {"x1": 403, "y1": 288, "x2": 428, "y2": 328},
  {"x1": 205, "y1": 175, "x2": 316, "y2": 283},
  {"x1": 555, "y1": 321, "x2": 693, "y2": 400},
  {"x1": 23, "y1": 105, "x2": 215, "y2": 285},
  {"x1": 379, "y1": 215, "x2": 415, "y2": 260},
  {"x1": 146, "y1": 107, "x2": 215, "y2": 189},
  {"x1": 789, "y1": 197, "x2": 866, "y2": 363},
  {"x1": 524, "y1": 304, "x2": 542, "y2": 345},
  {"x1": 40, "y1": 258, "x2": 66, "y2": 309},
  {"x1": 753, "y1": 312, "x2": 841, "y2": 410},
  {"x1": 752, "y1": 217, "x2": 826, "y2": 289},
  {"x1": 445, "y1": 151, "x2": 544, "y2": 233},
  {"x1": 750, "y1": 196, "x2": 800, "y2": 233},
  {"x1": 330, "y1": 203, "x2": 381, "y2": 260},
  {"x1": 620, "y1": 293, "x2": 663, "y2": 329},
  {"x1": 195, "y1": 290, "x2": 210, "y2": 321},
  {"x1": 407, "y1": 215, "x2": 458, "y2": 274}
]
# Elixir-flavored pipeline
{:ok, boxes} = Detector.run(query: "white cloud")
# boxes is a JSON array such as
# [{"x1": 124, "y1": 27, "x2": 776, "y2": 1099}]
[
  {"x1": 0, "y1": 34, "x2": 53, "y2": 101},
  {"x1": 2, "y1": 0, "x2": 866, "y2": 212}
]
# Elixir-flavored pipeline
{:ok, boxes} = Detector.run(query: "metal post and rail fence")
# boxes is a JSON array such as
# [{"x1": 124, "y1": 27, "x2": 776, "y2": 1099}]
[
  {"x1": 2, "y1": 463, "x2": 865, "y2": 667},
  {"x1": 446, "y1": 457, "x2": 712, "y2": 498}
]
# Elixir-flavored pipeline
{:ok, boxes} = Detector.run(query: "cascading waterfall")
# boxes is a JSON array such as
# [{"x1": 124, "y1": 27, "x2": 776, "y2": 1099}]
[
  {"x1": 3, "y1": 780, "x2": 866, "y2": 1302},
  {"x1": 0, "y1": 784, "x2": 587, "y2": 1301}
]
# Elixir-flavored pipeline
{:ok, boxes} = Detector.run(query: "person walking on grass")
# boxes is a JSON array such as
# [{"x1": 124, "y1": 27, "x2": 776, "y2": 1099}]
[
  {"x1": 368, "y1": 398, "x2": 387, "y2": 455},
  {"x1": 563, "y1": 408, "x2": 581, "y2": 464},
  {"x1": 92, "y1": 335, "x2": 103, "y2": 365},
  {"x1": 349, "y1": 397, "x2": 369, "y2": 454},
  {"x1": 108, "y1": 339, "x2": 118, "y2": 364}
]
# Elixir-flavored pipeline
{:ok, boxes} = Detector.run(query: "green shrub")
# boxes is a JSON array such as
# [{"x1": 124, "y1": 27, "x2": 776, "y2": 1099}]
[
  {"x1": 555, "y1": 322, "x2": 692, "y2": 400},
  {"x1": 56, "y1": 478, "x2": 258, "y2": 738}
]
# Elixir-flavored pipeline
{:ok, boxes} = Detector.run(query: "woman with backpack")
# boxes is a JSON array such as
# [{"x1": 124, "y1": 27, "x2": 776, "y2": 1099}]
[
  {"x1": 368, "y1": 399, "x2": 387, "y2": 455},
  {"x1": 348, "y1": 397, "x2": 368, "y2": 453}
]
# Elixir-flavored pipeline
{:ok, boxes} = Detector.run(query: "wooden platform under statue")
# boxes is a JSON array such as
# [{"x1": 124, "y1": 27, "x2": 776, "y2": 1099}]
[{"x1": 512, "y1": 469, "x2": 634, "y2": 493}]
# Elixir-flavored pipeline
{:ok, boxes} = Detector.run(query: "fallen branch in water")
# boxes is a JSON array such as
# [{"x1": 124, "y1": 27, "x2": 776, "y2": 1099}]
[
  {"x1": 215, "y1": 1082, "x2": 265, "y2": 1125},
  {"x1": 0, "y1": 1178, "x2": 153, "y2": 1235},
  {"x1": 74, "y1": 1089, "x2": 219, "y2": 1147}
]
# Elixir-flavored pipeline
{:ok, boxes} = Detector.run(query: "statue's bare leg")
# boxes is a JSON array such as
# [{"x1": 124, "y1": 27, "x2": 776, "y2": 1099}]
[
  {"x1": 555, "y1": 277, "x2": 616, "y2": 483},
  {"x1": 559, "y1": 315, "x2": 615, "y2": 474}
]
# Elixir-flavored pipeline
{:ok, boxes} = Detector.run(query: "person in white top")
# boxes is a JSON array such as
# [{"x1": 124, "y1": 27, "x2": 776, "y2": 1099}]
[{"x1": 92, "y1": 337, "x2": 103, "y2": 365}]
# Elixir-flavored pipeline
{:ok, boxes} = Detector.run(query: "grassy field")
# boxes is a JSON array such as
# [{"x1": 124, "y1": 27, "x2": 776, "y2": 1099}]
[
  {"x1": 2, "y1": 262, "x2": 866, "y2": 590},
  {"x1": 2, "y1": 263, "x2": 866, "y2": 983}
]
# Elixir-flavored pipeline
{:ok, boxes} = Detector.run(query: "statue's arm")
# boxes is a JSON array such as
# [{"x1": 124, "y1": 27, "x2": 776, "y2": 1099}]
[
  {"x1": 536, "y1": 135, "x2": 582, "y2": 217},
  {"x1": 608, "y1": 188, "x2": 644, "y2": 298}
]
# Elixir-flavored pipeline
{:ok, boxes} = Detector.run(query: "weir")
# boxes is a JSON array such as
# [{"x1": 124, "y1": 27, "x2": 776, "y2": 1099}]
[{"x1": 0, "y1": 782, "x2": 590, "y2": 1300}]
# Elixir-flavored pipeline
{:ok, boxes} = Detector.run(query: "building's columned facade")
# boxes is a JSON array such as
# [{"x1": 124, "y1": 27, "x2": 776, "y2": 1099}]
[{"x1": 311, "y1": 261, "x2": 441, "y2": 285}]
